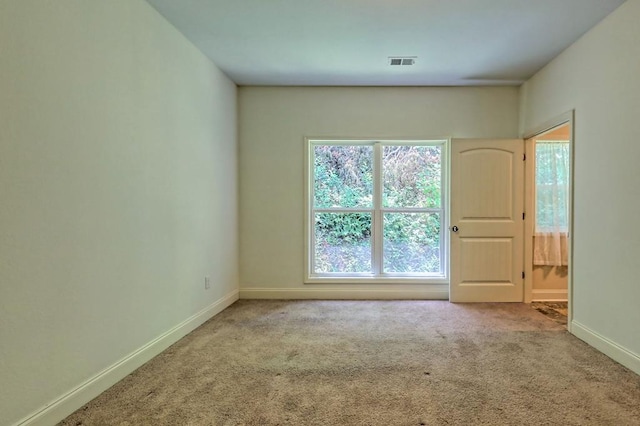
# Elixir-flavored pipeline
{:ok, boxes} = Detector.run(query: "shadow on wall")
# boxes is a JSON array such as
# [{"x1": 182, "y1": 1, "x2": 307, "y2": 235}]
[{"x1": 533, "y1": 265, "x2": 568, "y2": 289}]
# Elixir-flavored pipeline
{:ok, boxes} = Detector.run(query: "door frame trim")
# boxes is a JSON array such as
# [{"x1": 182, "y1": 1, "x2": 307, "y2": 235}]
[{"x1": 523, "y1": 110, "x2": 575, "y2": 331}]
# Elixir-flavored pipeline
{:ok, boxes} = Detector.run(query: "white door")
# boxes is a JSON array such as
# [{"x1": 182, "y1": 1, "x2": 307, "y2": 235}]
[{"x1": 450, "y1": 139, "x2": 524, "y2": 302}]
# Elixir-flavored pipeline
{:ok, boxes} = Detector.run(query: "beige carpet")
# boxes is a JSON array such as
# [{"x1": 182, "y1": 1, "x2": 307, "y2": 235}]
[{"x1": 60, "y1": 300, "x2": 640, "y2": 425}]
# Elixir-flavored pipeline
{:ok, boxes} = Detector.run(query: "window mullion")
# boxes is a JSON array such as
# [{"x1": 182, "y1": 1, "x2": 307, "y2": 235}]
[{"x1": 373, "y1": 142, "x2": 383, "y2": 275}]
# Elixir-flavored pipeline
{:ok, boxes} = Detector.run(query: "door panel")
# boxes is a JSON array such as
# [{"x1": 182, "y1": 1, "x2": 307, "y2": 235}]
[
  {"x1": 450, "y1": 139, "x2": 524, "y2": 302},
  {"x1": 460, "y1": 238, "x2": 513, "y2": 283}
]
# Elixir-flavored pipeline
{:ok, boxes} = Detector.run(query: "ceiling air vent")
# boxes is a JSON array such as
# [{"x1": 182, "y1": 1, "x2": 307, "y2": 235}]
[{"x1": 389, "y1": 57, "x2": 416, "y2": 66}]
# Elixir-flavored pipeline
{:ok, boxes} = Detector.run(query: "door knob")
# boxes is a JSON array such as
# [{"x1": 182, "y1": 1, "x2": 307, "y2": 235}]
[{"x1": 451, "y1": 225, "x2": 459, "y2": 233}]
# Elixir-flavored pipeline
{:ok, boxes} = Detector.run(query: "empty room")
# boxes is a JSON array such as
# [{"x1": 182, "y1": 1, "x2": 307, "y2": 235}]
[{"x1": 1, "y1": 1, "x2": 640, "y2": 425}]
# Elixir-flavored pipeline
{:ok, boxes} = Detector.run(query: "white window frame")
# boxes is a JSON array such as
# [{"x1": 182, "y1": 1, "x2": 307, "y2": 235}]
[{"x1": 304, "y1": 138, "x2": 449, "y2": 284}]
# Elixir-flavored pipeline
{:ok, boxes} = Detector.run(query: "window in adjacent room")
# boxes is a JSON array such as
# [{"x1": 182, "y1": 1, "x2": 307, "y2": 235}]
[
  {"x1": 535, "y1": 140, "x2": 570, "y2": 233},
  {"x1": 533, "y1": 137, "x2": 570, "y2": 267},
  {"x1": 305, "y1": 139, "x2": 447, "y2": 282}
]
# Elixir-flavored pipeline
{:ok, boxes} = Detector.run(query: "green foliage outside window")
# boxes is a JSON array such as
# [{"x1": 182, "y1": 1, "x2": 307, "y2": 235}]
[{"x1": 313, "y1": 144, "x2": 442, "y2": 274}]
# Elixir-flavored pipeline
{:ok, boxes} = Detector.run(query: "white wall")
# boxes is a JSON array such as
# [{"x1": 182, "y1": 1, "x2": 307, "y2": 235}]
[
  {"x1": 520, "y1": 0, "x2": 640, "y2": 372},
  {"x1": 0, "y1": 1, "x2": 238, "y2": 424},
  {"x1": 239, "y1": 86, "x2": 519, "y2": 299}
]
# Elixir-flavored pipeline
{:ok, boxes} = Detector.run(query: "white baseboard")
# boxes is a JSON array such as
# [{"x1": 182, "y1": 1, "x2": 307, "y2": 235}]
[
  {"x1": 531, "y1": 288, "x2": 568, "y2": 301},
  {"x1": 13, "y1": 289, "x2": 239, "y2": 426},
  {"x1": 571, "y1": 321, "x2": 640, "y2": 376},
  {"x1": 239, "y1": 286, "x2": 449, "y2": 300}
]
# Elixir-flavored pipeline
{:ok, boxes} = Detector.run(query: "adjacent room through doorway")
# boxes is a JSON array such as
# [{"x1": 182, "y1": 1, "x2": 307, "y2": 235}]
[{"x1": 525, "y1": 121, "x2": 572, "y2": 325}]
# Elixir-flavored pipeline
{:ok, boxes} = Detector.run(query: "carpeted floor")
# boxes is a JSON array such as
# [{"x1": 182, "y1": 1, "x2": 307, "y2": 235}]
[{"x1": 60, "y1": 300, "x2": 640, "y2": 425}]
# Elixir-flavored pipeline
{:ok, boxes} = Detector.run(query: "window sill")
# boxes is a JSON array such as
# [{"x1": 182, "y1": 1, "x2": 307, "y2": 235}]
[{"x1": 304, "y1": 276, "x2": 448, "y2": 285}]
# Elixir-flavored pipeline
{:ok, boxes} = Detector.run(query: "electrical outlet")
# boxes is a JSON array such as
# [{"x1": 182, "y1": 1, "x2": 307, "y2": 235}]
[{"x1": 204, "y1": 276, "x2": 210, "y2": 290}]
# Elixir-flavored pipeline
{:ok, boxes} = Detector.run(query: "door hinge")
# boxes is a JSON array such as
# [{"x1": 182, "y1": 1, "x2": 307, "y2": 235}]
[
  {"x1": 523, "y1": 153, "x2": 526, "y2": 161},
  {"x1": 522, "y1": 212, "x2": 525, "y2": 220},
  {"x1": 522, "y1": 271, "x2": 525, "y2": 279}
]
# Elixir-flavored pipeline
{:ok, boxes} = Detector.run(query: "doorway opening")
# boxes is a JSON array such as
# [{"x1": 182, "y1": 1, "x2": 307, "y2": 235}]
[{"x1": 524, "y1": 115, "x2": 573, "y2": 328}]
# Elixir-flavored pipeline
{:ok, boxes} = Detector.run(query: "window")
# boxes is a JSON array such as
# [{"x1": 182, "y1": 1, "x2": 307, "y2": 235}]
[
  {"x1": 306, "y1": 139, "x2": 447, "y2": 282},
  {"x1": 535, "y1": 141, "x2": 570, "y2": 233}
]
